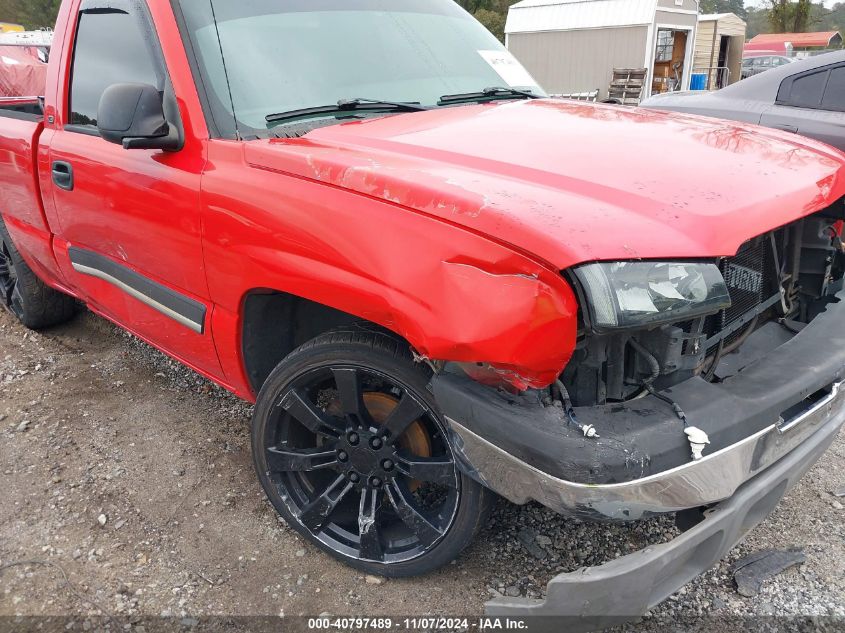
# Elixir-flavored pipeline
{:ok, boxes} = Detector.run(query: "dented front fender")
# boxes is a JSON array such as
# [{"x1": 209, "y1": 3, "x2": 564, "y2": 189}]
[
  {"x1": 429, "y1": 257, "x2": 576, "y2": 387},
  {"x1": 202, "y1": 139, "x2": 578, "y2": 396}
]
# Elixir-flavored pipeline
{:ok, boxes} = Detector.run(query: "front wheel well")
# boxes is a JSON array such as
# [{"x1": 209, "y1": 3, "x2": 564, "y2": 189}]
[{"x1": 241, "y1": 291, "x2": 409, "y2": 394}]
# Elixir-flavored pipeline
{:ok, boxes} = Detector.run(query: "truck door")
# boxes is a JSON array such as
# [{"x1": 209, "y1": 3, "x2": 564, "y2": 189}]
[{"x1": 47, "y1": 0, "x2": 221, "y2": 376}]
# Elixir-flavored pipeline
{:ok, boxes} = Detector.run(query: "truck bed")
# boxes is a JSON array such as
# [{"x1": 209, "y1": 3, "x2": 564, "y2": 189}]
[
  {"x1": 0, "y1": 104, "x2": 44, "y2": 228},
  {"x1": 0, "y1": 97, "x2": 43, "y2": 118},
  {"x1": 0, "y1": 100, "x2": 57, "y2": 283}
]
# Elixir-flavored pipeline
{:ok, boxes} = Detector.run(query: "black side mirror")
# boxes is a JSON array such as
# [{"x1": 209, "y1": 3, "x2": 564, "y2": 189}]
[{"x1": 97, "y1": 83, "x2": 181, "y2": 151}]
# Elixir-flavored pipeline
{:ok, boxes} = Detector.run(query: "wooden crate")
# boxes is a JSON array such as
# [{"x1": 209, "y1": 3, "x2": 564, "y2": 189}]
[{"x1": 607, "y1": 68, "x2": 648, "y2": 105}]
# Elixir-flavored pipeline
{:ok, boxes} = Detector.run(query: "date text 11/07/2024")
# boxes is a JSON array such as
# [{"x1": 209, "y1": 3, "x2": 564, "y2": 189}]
[{"x1": 306, "y1": 617, "x2": 528, "y2": 630}]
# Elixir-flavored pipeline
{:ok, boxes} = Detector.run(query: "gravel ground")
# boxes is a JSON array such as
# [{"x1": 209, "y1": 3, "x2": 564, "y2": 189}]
[{"x1": 0, "y1": 308, "x2": 843, "y2": 630}]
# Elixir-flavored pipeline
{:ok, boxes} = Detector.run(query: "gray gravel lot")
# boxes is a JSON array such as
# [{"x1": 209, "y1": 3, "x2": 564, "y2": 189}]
[{"x1": 0, "y1": 308, "x2": 843, "y2": 630}]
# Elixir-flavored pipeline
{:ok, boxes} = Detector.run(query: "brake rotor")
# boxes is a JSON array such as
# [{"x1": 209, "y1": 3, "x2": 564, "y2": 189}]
[{"x1": 327, "y1": 391, "x2": 431, "y2": 490}]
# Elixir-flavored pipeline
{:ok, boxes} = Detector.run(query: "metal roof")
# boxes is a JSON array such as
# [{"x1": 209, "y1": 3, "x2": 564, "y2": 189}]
[
  {"x1": 506, "y1": 0, "x2": 657, "y2": 35},
  {"x1": 748, "y1": 31, "x2": 842, "y2": 48},
  {"x1": 0, "y1": 29, "x2": 53, "y2": 47},
  {"x1": 698, "y1": 12, "x2": 743, "y2": 22},
  {"x1": 743, "y1": 41, "x2": 791, "y2": 55}
]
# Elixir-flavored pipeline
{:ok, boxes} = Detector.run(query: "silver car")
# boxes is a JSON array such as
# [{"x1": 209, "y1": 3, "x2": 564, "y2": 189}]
[
  {"x1": 642, "y1": 51, "x2": 845, "y2": 153},
  {"x1": 741, "y1": 55, "x2": 795, "y2": 79}
]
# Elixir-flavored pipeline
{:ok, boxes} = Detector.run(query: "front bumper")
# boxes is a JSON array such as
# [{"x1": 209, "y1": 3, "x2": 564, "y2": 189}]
[
  {"x1": 431, "y1": 289, "x2": 845, "y2": 520},
  {"x1": 484, "y1": 404, "x2": 843, "y2": 629},
  {"x1": 444, "y1": 379, "x2": 843, "y2": 520}
]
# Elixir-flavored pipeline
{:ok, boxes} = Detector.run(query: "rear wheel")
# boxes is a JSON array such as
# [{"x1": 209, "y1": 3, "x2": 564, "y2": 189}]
[
  {"x1": 0, "y1": 218, "x2": 76, "y2": 329},
  {"x1": 252, "y1": 328, "x2": 493, "y2": 577}
]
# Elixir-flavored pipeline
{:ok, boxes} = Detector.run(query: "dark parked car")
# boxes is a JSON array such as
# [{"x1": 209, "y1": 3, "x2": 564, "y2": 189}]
[
  {"x1": 643, "y1": 51, "x2": 845, "y2": 153},
  {"x1": 741, "y1": 55, "x2": 795, "y2": 79}
]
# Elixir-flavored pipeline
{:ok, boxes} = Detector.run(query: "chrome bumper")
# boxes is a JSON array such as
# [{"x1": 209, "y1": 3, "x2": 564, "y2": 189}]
[
  {"x1": 446, "y1": 380, "x2": 845, "y2": 519},
  {"x1": 484, "y1": 401, "x2": 843, "y2": 630}
]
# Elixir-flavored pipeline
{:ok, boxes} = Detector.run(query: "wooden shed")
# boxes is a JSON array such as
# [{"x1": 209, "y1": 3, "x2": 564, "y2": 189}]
[
  {"x1": 694, "y1": 13, "x2": 746, "y2": 90},
  {"x1": 505, "y1": 0, "x2": 700, "y2": 101}
]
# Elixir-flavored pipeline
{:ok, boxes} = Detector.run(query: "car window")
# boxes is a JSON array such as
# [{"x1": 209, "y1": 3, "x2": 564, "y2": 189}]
[
  {"x1": 759, "y1": 57, "x2": 772, "y2": 68},
  {"x1": 778, "y1": 69, "x2": 828, "y2": 109},
  {"x1": 821, "y1": 66, "x2": 845, "y2": 112},
  {"x1": 742, "y1": 59, "x2": 753, "y2": 68},
  {"x1": 68, "y1": 8, "x2": 162, "y2": 129}
]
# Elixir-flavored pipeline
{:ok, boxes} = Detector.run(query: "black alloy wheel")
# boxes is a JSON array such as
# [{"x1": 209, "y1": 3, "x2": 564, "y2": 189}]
[
  {"x1": 0, "y1": 217, "x2": 76, "y2": 329},
  {"x1": 0, "y1": 234, "x2": 24, "y2": 320},
  {"x1": 252, "y1": 329, "x2": 492, "y2": 576}
]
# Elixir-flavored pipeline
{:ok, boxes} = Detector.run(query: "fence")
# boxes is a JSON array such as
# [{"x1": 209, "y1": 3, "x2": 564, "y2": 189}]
[{"x1": 692, "y1": 66, "x2": 731, "y2": 91}]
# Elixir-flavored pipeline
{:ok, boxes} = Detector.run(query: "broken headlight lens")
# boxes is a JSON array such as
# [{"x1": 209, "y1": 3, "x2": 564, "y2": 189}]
[{"x1": 572, "y1": 261, "x2": 731, "y2": 331}]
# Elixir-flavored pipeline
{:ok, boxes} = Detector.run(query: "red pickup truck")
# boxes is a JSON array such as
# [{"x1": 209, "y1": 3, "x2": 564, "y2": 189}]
[{"x1": 2, "y1": 0, "x2": 845, "y2": 626}]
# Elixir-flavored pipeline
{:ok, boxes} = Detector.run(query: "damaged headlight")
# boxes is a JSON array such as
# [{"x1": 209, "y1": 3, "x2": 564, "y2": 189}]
[{"x1": 572, "y1": 261, "x2": 731, "y2": 331}]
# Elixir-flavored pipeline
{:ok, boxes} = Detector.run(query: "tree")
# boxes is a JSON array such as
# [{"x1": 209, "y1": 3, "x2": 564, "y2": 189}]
[
  {"x1": 0, "y1": 0, "x2": 61, "y2": 29},
  {"x1": 745, "y1": 7, "x2": 771, "y2": 38},
  {"x1": 455, "y1": 0, "x2": 516, "y2": 42},
  {"x1": 790, "y1": 0, "x2": 812, "y2": 31},
  {"x1": 822, "y1": 3, "x2": 845, "y2": 32},
  {"x1": 474, "y1": 8, "x2": 507, "y2": 42},
  {"x1": 765, "y1": 0, "x2": 813, "y2": 32},
  {"x1": 699, "y1": 0, "x2": 747, "y2": 20},
  {"x1": 0, "y1": 0, "x2": 518, "y2": 42}
]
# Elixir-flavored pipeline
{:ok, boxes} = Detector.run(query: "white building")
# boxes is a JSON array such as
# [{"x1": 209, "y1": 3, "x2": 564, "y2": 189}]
[
  {"x1": 506, "y1": 0, "x2": 700, "y2": 99},
  {"x1": 0, "y1": 29, "x2": 53, "y2": 48}
]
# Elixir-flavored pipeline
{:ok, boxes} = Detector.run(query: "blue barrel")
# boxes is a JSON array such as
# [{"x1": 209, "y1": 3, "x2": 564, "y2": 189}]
[{"x1": 690, "y1": 73, "x2": 707, "y2": 90}]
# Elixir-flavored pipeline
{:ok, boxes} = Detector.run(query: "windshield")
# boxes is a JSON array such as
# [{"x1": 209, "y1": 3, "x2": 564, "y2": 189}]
[{"x1": 178, "y1": 0, "x2": 543, "y2": 137}]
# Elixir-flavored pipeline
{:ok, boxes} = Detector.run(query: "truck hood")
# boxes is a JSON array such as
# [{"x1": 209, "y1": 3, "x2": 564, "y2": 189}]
[{"x1": 245, "y1": 99, "x2": 845, "y2": 270}]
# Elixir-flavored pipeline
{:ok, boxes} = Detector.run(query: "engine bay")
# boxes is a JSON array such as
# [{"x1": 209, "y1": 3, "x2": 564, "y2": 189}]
[{"x1": 562, "y1": 204, "x2": 845, "y2": 407}]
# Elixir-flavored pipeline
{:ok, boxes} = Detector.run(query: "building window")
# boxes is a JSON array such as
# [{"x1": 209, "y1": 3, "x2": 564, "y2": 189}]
[{"x1": 655, "y1": 30, "x2": 674, "y2": 62}]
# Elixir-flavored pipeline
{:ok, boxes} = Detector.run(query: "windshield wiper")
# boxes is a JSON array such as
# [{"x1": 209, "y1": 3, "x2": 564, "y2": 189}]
[
  {"x1": 266, "y1": 98, "x2": 429, "y2": 124},
  {"x1": 438, "y1": 86, "x2": 540, "y2": 106}
]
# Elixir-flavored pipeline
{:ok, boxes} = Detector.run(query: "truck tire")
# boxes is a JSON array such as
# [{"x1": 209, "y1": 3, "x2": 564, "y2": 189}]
[
  {"x1": 252, "y1": 327, "x2": 494, "y2": 577},
  {"x1": 0, "y1": 218, "x2": 76, "y2": 329}
]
